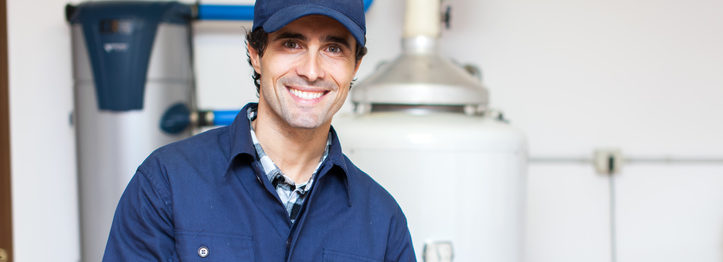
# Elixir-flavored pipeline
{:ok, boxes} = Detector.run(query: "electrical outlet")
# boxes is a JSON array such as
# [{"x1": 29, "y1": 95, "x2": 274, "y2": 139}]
[{"x1": 594, "y1": 148, "x2": 623, "y2": 175}]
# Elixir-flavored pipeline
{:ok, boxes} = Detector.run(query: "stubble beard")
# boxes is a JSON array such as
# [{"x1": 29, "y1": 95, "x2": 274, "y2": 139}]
[{"x1": 266, "y1": 75, "x2": 339, "y2": 130}]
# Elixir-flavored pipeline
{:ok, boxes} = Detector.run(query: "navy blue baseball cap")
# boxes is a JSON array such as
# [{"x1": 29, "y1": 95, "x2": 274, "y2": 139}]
[{"x1": 252, "y1": 0, "x2": 366, "y2": 46}]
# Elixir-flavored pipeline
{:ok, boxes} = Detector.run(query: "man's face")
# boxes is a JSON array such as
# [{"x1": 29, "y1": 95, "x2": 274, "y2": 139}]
[{"x1": 249, "y1": 15, "x2": 362, "y2": 130}]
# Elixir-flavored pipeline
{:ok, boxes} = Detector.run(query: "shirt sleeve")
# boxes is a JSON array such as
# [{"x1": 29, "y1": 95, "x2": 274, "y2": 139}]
[
  {"x1": 103, "y1": 166, "x2": 177, "y2": 261},
  {"x1": 385, "y1": 210, "x2": 417, "y2": 262}
]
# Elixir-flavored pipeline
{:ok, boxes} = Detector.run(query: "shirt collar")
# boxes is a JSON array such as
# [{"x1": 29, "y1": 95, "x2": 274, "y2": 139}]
[
  {"x1": 225, "y1": 103, "x2": 353, "y2": 205},
  {"x1": 248, "y1": 106, "x2": 331, "y2": 186},
  {"x1": 325, "y1": 126, "x2": 353, "y2": 207},
  {"x1": 226, "y1": 103, "x2": 259, "y2": 163}
]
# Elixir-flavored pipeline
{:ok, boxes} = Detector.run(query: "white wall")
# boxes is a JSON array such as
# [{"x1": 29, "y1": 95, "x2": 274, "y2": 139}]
[
  {"x1": 436, "y1": 1, "x2": 723, "y2": 261},
  {"x1": 7, "y1": 0, "x2": 80, "y2": 261},
  {"x1": 8, "y1": 0, "x2": 723, "y2": 261}
]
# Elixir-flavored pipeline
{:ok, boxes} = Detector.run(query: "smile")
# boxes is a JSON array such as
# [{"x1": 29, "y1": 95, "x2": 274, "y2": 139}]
[{"x1": 289, "y1": 87, "x2": 326, "y2": 100}]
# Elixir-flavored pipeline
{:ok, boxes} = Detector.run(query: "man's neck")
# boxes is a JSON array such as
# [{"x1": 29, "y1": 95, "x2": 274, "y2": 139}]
[{"x1": 252, "y1": 108, "x2": 330, "y2": 184}]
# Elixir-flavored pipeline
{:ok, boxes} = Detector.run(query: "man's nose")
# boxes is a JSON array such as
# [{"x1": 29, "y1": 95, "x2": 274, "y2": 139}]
[{"x1": 296, "y1": 50, "x2": 325, "y2": 81}]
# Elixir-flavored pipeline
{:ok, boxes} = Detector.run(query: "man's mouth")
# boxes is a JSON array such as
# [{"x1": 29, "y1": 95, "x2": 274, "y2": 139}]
[{"x1": 288, "y1": 87, "x2": 327, "y2": 100}]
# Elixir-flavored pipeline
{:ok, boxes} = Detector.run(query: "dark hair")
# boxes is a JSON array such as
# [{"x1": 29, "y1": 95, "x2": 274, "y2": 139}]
[{"x1": 246, "y1": 27, "x2": 368, "y2": 93}]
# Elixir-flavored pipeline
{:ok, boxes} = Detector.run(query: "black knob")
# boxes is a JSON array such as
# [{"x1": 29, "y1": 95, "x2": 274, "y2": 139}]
[
  {"x1": 65, "y1": 4, "x2": 77, "y2": 22},
  {"x1": 443, "y1": 5, "x2": 452, "y2": 29}
]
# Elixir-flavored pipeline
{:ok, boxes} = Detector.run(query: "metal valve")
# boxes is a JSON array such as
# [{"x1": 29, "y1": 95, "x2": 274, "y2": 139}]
[{"x1": 423, "y1": 241, "x2": 454, "y2": 262}]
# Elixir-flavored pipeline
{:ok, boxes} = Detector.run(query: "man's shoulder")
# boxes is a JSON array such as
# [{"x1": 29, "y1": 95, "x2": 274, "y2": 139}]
[
  {"x1": 138, "y1": 126, "x2": 231, "y2": 174},
  {"x1": 341, "y1": 155, "x2": 405, "y2": 215}
]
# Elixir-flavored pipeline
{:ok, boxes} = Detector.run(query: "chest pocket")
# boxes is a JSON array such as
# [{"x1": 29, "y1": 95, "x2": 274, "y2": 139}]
[
  {"x1": 175, "y1": 231, "x2": 254, "y2": 261},
  {"x1": 323, "y1": 249, "x2": 380, "y2": 262}
]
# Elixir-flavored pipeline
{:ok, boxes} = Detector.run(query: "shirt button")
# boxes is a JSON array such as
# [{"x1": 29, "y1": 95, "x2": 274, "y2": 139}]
[{"x1": 198, "y1": 246, "x2": 209, "y2": 258}]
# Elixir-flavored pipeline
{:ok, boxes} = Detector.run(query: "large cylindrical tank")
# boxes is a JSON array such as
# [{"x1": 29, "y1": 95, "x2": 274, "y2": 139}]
[
  {"x1": 67, "y1": 2, "x2": 193, "y2": 261},
  {"x1": 334, "y1": 3, "x2": 527, "y2": 254},
  {"x1": 335, "y1": 109, "x2": 526, "y2": 261}
]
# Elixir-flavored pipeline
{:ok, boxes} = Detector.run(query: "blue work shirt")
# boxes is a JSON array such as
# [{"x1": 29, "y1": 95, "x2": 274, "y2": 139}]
[{"x1": 103, "y1": 103, "x2": 416, "y2": 261}]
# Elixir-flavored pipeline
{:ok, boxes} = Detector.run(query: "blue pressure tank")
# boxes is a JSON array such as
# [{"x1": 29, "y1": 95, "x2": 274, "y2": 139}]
[{"x1": 67, "y1": 2, "x2": 193, "y2": 261}]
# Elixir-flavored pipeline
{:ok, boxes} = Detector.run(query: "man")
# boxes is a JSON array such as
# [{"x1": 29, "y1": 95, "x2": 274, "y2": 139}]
[{"x1": 103, "y1": 0, "x2": 416, "y2": 261}]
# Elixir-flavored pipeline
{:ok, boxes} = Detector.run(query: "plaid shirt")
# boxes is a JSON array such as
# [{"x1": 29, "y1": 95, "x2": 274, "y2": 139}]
[{"x1": 247, "y1": 107, "x2": 331, "y2": 223}]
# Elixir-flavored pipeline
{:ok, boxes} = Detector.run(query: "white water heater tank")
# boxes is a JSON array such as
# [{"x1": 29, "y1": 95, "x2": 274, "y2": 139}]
[
  {"x1": 67, "y1": 2, "x2": 193, "y2": 261},
  {"x1": 333, "y1": 0, "x2": 527, "y2": 257},
  {"x1": 335, "y1": 108, "x2": 526, "y2": 261}
]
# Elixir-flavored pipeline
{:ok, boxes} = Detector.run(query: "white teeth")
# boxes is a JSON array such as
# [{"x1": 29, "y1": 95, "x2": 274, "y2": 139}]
[{"x1": 290, "y1": 88, "x2": 324, "y2": 99}]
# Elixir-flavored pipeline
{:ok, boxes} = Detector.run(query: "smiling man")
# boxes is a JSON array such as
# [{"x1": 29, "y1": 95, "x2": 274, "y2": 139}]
[{"x1": 103, "y1": 0, "x2": 415, "y2": 261}]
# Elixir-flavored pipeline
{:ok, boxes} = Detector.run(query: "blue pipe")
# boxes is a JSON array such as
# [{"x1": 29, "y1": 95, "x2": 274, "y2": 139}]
[
  {"x1": 160, "y1": 105, "x2": 241, "y2": 131},
  {"x1": 363, "y1": 0, "x2": 373, "y2": 11},
  {"x1": 197, "y1": 5, "x2": 254, "y2": 20},
  {"x1": 197, "y1": 0, "x2": 374, "y2": 20},
  {"x1": 212, "y1": 110, "x2": 240, "y2": 126}
]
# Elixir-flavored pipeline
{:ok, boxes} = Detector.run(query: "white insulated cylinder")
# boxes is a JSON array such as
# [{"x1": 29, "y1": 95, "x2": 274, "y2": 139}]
[
  {"x1": 334, "y1": 111, "x2": 527, "y2": 261},
  {"x1": 71, "y1": 22, "x2": 193, "y2": 262}
]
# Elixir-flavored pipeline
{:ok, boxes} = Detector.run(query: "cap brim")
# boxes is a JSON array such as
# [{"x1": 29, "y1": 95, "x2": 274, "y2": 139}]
[{"x1": 261, "y1": 4, "x2": 365, "y2": 46}]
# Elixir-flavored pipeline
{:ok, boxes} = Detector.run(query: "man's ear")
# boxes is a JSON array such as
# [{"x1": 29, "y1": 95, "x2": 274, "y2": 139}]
[
  {"x1": 248, "y1": 43, "x2": 262, "y2": 74},
  {"x1": 353, "y1": 57, "x2": 363, "y2": 75}
]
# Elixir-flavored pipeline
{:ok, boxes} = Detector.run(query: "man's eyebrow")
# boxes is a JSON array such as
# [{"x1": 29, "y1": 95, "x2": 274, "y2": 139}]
[
  {"x1": 272, "y1": 32, "x2": 307, "y2": 41},
  {"x1": 324, "y1": 35, "x2": 351, "y2": 49},
  {"x1": 273, "y1": 32, "x2": 351, "y2": 49}
]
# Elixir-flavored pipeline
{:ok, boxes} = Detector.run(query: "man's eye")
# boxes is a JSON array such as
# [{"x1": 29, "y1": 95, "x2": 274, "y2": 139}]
[
  {"x1": 327, "y1": 45, "x2": 342, "y2": 54},
  {"x1": 283, "y1": 41, "x2": 299, "y2": 49}
]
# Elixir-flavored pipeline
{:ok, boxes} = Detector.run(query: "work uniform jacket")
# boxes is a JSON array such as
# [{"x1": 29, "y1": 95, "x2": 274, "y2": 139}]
[{"x1": 103, "y1": 103, "x2": 416, "y2": 262}]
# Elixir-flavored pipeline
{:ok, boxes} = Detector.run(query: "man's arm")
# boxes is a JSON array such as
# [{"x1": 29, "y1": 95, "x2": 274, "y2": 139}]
[
  {"x1": 385, "y1": 211, "x2": 417, "y2": 262},
  {"x1": 103, "y1": 168, "x2": 176, "y2": 261}
]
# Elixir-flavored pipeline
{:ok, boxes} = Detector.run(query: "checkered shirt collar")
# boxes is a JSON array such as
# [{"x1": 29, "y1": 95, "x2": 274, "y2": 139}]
[{"x1": 247, "y1": 106, "x2": 332, "y2": 222}]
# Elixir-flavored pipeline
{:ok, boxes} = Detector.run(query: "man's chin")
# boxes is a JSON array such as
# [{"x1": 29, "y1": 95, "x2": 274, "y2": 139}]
[{"x1": 286, "y1": 118, "x2": 324, "y2": 130}]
